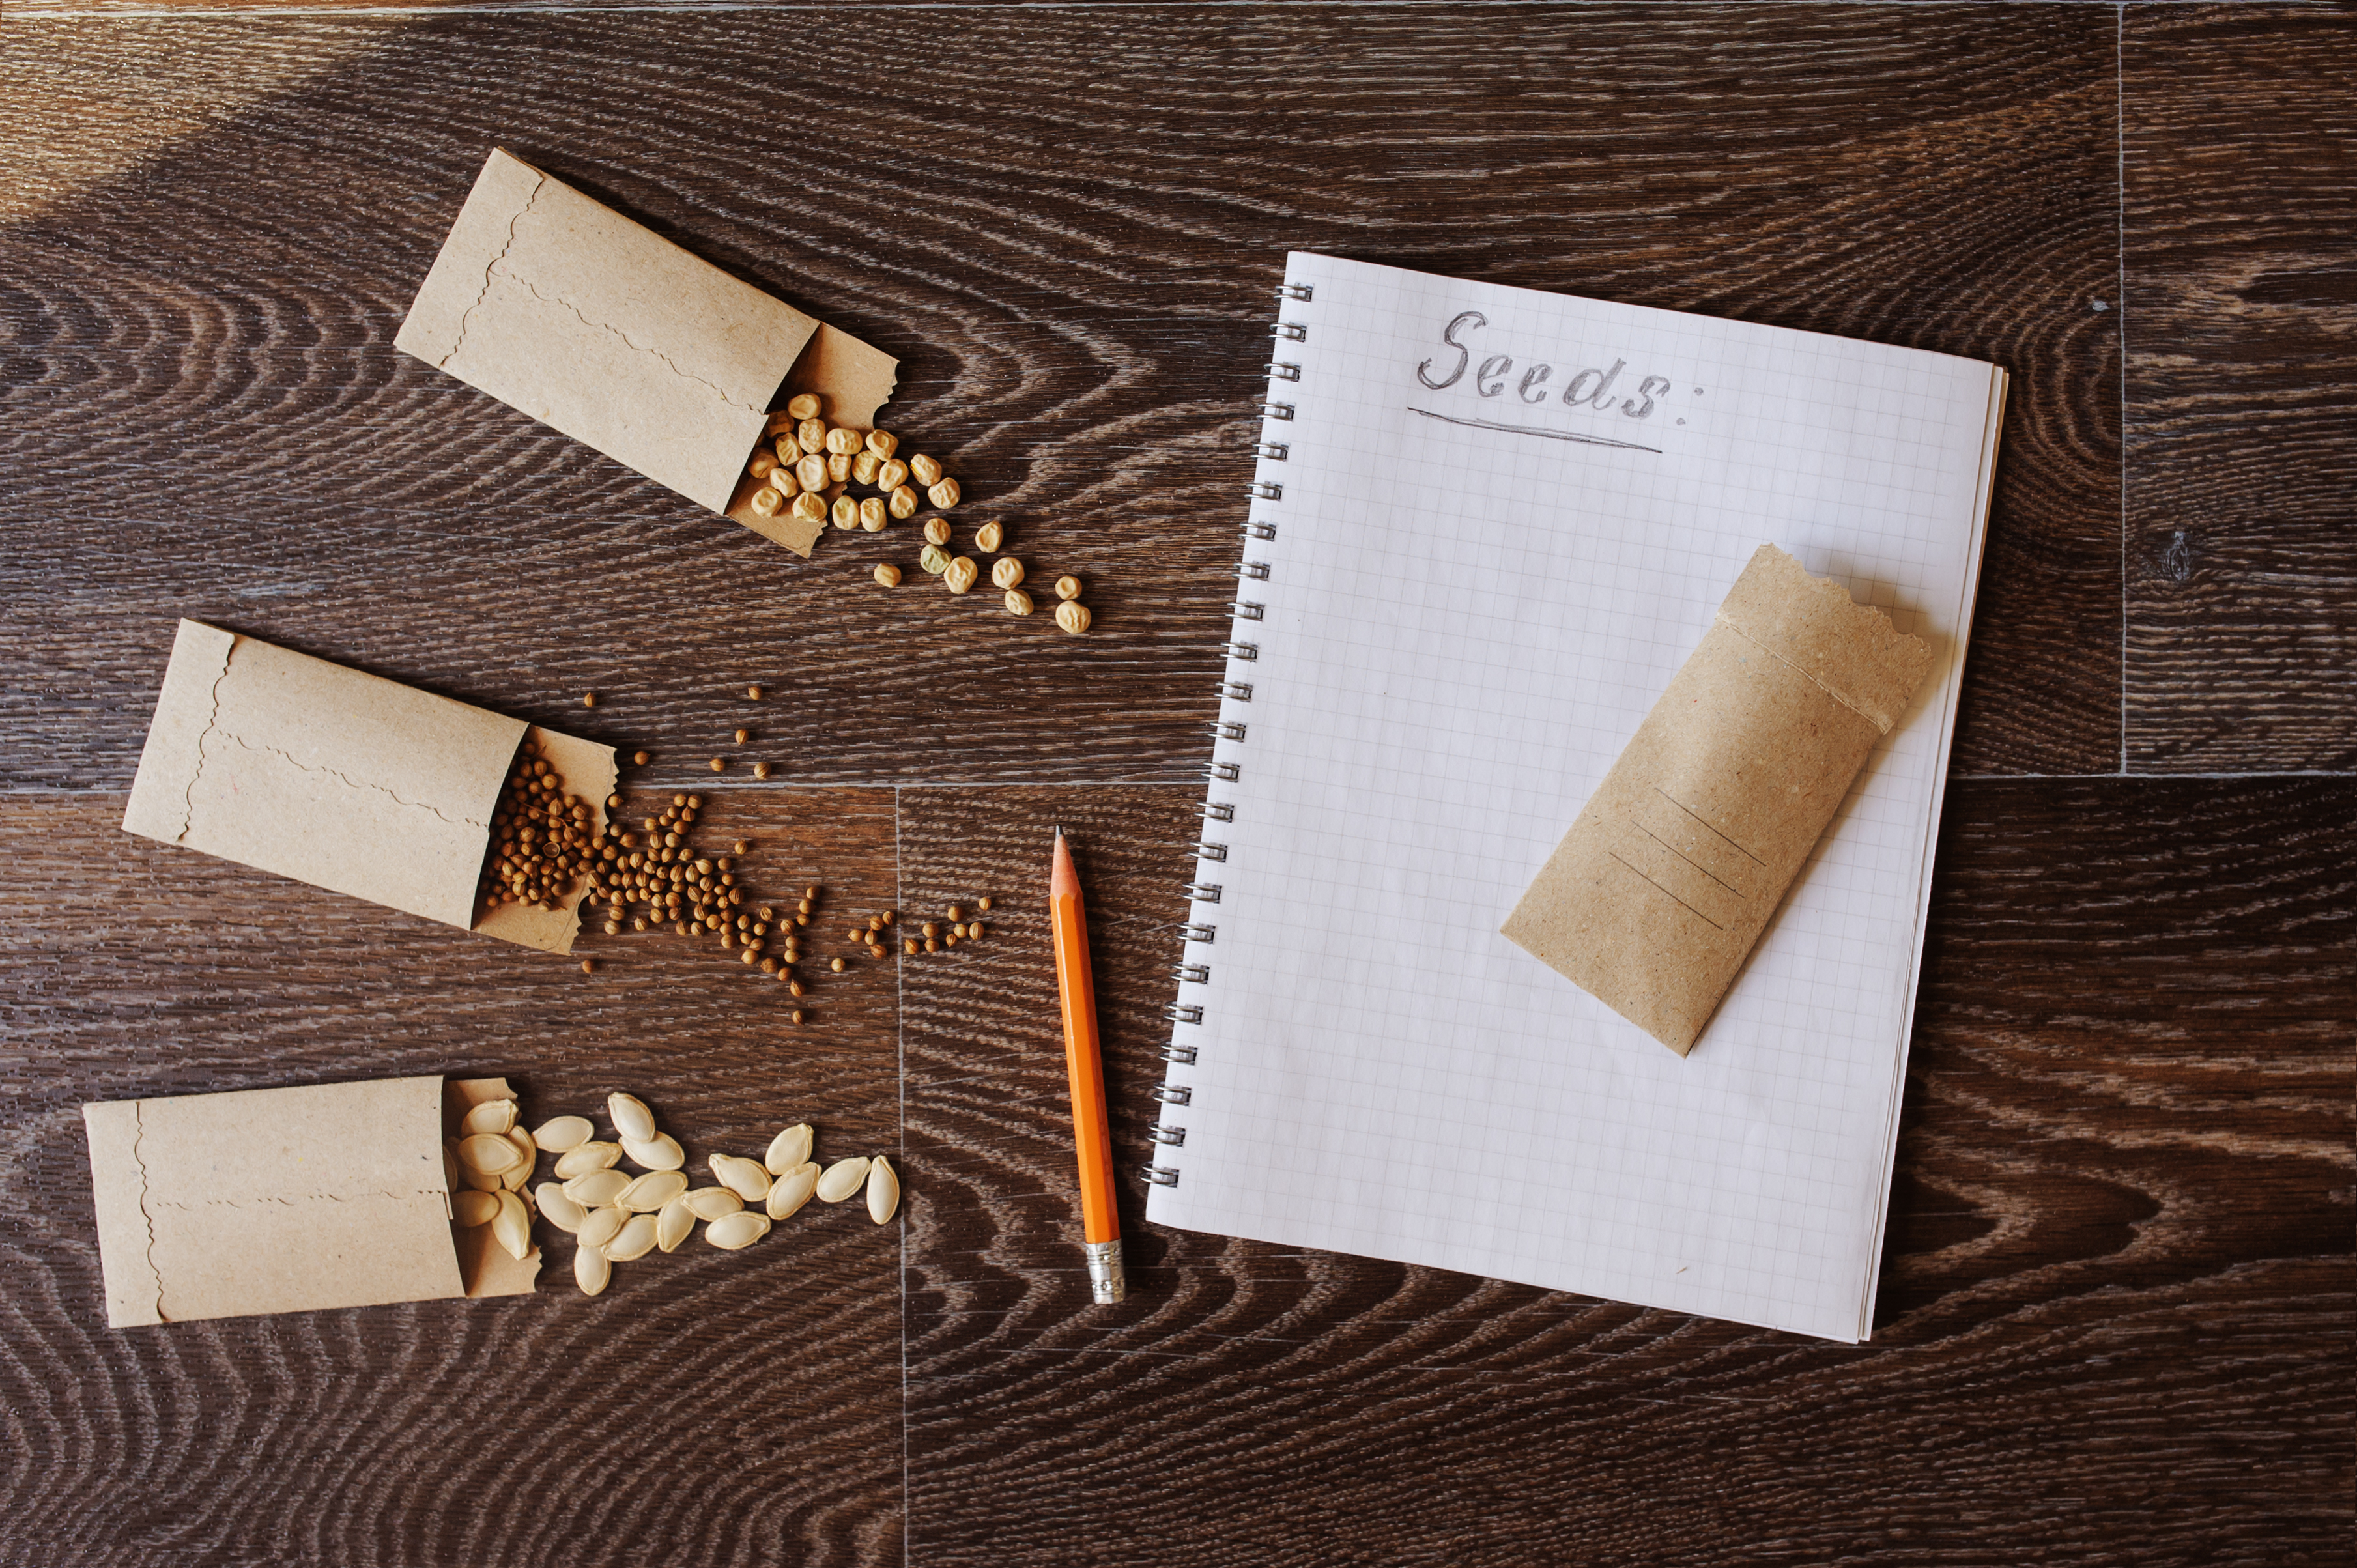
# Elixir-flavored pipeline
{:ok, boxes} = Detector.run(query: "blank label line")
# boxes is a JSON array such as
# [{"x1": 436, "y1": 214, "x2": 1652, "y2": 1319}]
[{"x1": 1407, "y1": 406, "x2": 1663, "y2": 454}]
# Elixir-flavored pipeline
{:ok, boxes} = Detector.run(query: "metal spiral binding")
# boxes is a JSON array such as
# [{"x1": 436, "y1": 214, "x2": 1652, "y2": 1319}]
[{"x1": 1155, "y1": 278, "x2": 1308, "y2": 1195}]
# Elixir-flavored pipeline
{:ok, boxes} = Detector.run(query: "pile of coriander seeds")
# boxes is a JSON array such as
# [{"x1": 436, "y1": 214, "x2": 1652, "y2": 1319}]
[
  {"x1": 476, "y1": 735, "x2": 606, "y2": 920},
  {"x1": 448, "y1": 1090, "x2": 899, "y2": 1296}
]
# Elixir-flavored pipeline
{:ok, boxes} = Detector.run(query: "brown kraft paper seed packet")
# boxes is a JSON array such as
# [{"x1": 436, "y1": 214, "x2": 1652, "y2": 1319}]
[
  {"x1": 396, "y1": 147, "x2": 899, "y2": 558},
  {"x1": 1501, "y1": 544, "x2": 1933, "y2": 1056},
  {"x1": 83, "y1": 1076, "x2": 538, "y2": 1329},
  {"x1": 122, "y1": 619, "x2": 615, "y2": 954}
]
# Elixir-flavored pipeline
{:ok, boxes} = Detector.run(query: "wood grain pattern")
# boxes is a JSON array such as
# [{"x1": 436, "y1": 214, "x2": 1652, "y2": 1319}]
[
  {"x1": 0, "y1": 6, "x2": 2120, "y2": 790},
  {"x1": 2122, "y1": 4, "x2": 2357, "y2": 773},
  {"x1": 0, "y1": 789, "x2": 908, "y2": 1568},
  {"x1": 895, "y1": 780, "x2": 2352, "y2": 1567}
]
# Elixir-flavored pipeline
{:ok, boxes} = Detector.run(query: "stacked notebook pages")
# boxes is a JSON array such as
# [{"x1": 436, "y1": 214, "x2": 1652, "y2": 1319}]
[{"x1": 1146, "y1": 254, "x2": 2006, "y2": 1343}]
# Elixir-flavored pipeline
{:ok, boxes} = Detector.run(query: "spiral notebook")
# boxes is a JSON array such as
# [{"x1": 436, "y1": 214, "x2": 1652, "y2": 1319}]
[{"x1": 1145, "y1": 254, "x2": 2006, "y2": 1342}]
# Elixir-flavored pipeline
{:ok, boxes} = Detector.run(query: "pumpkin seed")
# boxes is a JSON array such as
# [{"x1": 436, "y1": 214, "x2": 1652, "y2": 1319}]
[
  {"x1": 554, "y1": 1143, "x2": 623, "y2": 1180},
  {"x1": 618, "y1": 1170, "x2": 689, "y2": 1212},
  {"x1": 705, "y1": 1211, "x2": 772, "y2": 1251},
  {"x1": 460, "y1": 1099, "x2": 517, "y2": 1137},
  {"x1": 656, "y1": 1196, "x2": 696, "y2": 1253},
  {"x1": 866, "y1": 1156, "x2": 900, "y2": 1224},
  {"x1": 623, "y1": 1133, "x2": 685, "y2": 1171},
  {"x1": 564, "y1": 1169, "x2": 632, "y2": 1209},
  {"x1": 815, "y1": 1156, "x2": 871, "y2": 1203},
  {"x1": 607, "y1": 1092, "x2": 658, "y2": 1144},
  {"x1": 451, "y1": 1190, "x2": 500, "y2": 1228},
  {"x1": 764, "y1": 1123, "x2": 813, "y2": 1175},
  {"x1": 764, "y1": 1162, "x2": 820, "y2": 1221},
  {"x1": 535, "y1": 1182, "x2": 588, "y2": 1233},
  {"x1": 685, "y1": 1186, "x2": 744, "y2": 1221},
  {"x1": 457, "y1": 1133, "x2": 521, "y2": 1175},
  {"x1": 575, "y1": 1243, "x2": 612, "y2": 1297},
  {"x1": 493, "y1": 1190, "x2": 534, "y2": 1260},
  {"x1": 710, "y1": 1153, "x2": 773, "y2": 1203},
  {"x1": 605, "y1": 1213, "x2": 659, "y2": 1262},
  {"x1": 577, "y1": 1206, "x2": 629, "y2": 1251},
  {"x1": 532, "y1": 1115, "x2": 595, "y2": 1152}
]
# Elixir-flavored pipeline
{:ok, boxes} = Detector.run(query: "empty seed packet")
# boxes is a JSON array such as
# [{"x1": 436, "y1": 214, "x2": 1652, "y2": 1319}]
[
  {"x1": 83, "y1": 1076, "x2": 538, "y2": 1329},
  {"x1": 1502, "y1": 545, "x2": 1934, "y2": 1055},
  {"x1": 396, "y1": 147, "x2": 899, "y2": 558},
  {"x1": 122, "y1": 619, "x2": 614, "y2": 954}
]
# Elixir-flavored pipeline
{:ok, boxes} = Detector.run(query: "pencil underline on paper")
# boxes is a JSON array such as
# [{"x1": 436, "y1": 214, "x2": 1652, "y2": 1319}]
[
  {"x1": 1606, "y1": 852, "x2": 1724, "y2": 931},
  {"x1": 1405, "y1": 406, "x2": 1662, "y2": 454}
]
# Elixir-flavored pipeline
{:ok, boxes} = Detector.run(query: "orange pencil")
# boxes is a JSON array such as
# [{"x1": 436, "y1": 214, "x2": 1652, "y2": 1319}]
[{"x1": 1050, "y1": 826, "x2": 1124, "y2": 1304}]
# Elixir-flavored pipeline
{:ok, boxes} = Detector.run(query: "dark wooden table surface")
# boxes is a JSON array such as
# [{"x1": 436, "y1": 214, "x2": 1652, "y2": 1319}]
[{"x1": 3, "y1": 5, "x2": 2350, "y2": 1564}]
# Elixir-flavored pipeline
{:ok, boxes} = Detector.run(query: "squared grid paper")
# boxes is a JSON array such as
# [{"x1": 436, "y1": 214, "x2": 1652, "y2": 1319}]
[{"x1": 1150, "y1": 255, "x2": 2005, "y2": 1343}]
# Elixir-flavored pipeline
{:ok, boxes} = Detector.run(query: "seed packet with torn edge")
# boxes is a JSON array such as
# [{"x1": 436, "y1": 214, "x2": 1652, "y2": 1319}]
[
  {"x1": 122, "y1": 619, "x2": 614, "y2": 955},
  {"x1": 83, "y1": 1075, "x2": 540, "y2": 1329},
  {"x1": 395, "y1": 146, "x2": 899, "y2": 558}
]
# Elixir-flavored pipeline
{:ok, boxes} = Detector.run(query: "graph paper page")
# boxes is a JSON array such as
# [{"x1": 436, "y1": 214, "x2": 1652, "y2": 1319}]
[{"x1": 1145, "y1": 254, "x2": 2003, "y2": 1343}]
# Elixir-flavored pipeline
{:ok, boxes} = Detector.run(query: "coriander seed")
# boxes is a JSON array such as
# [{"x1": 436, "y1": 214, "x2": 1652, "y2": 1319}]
[
  {"x1": 582, "y1": 691, "x2": 599, "y2": 708},
  {"x1": 710, "y1": 757, "x2": 726, "y2": 772},
  {"x1": 829, "y1": 958, "x2": 845, "y2": 973},
  {"x1": 734, "y1": 728, "x2": 750, "y2": 745},
  {"x1": 754, "y1": 762, "x2": 772, "y2": 779},
  {"x1": 977, "y1": 896, "x2": 993, "y2": 911}
]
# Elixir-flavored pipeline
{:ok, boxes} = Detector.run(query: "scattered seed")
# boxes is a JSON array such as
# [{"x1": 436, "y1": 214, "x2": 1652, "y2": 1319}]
[
  {"x1": 874, "y1": 563, "x2": 902, "y2": 587},
  {"x1": 451, "y1": 1190, "x2": 501, "y2": 1228},
  {"x1": 656, "y1": 1195, "x2": 696, "y2": 1253},
  {"x1": 605, "y1": 1213, "x2": 660, "y2": 1261},
  {"x1": 878, "y1": 457, "x2": 909, "y2": 492},
  {"x1": 618, "y1": 1169, "x2": 690, "y2": 1213},
  {"x1": 990, "y1": 558, "x2": 1025, "y2": 592},
  {"x1": 889, "y1": 485, "x2": 920, "y2": 519},
  {"x1": 622, "y1": 1133, "x2": 685, "y2": 1171},
  {"x1": 608, "y1": 1093, "x2": 657, "y2": 1143},
  {"x1": 944, "y1": 557, "x2": 979, "y2": 594},
  {"x1": 904, "y1": 938, "x2": 921, "y2": 955},
  {"x1": 536, "y1": 1182, "x2": 588, "y2": 1233},
  {"x1": 928, "y1": 478, "x2": 962, "y2": 509},
  {"x1": 736, "y1": 840, "x2": 752, "y2": 855},
  {"x1": 577, "y1": 1206, "x2": 629, "y2": 1250},
  {"x1": 969, "y1": 922, "x2": 986, "y2": 941},
  {"x1": 765, "y1": 1162, "x2": 820, "y2": 1221},
  {"x1": 493, "y1": 1190, "x2": 534, "y2": 1260},
  {"x1": 1056, "y1": 601, "x2": 1094, "y2": 635},
  {"x1": 762, "y1": 1124, "x2": 814, "y2": 1175},
  {"x1": 922, "y1": 517, "x2": 951, "y2": 547},
  {"x1": 815, "y1": 1156, "x2": 872, "y2": 1204},
  {"x1": 554, "y1": 1142, "x2": 623, "y2": 1180},
  {"x1": 709, "y1": 757, "x2": 726, "y2": 773},
  {"x1": 710, "y1": 1153, "x2": 773, "y2": 1203},
  {"x1": 786, "y1": 393, "x2": 821, "y2": 420},
  {"x1": 565, "y1": 1169, "x2": 633, "y2": 1210},
  {"x1": 633, "y1": 750, "x2": 650, "y2": 766},
  {"x1": 792, "y1": 1009, "x2": 807, "y2": 1024},
  {"x1": 754, "y1": 762, "x2": 772, "y2": 779},
  {"x1": 580, "y1": 959, "x2": 599, "y2": 975},
  {"x1": 947, "y1": 905, "x2": 964, "y2": 921},
  {"x1": 919, "y1": 543, "x2": 951, "y2": 575},
  {"x1": 831, "y1": 495, "x2": 859, "y2": 530},
  {"x1": 851, "y1": 451, "x2": 881, "y2": 485},
  {"x1": 909, "y1": 454, "x2": 943, "y2": 486},
  {"x1": 747, "y1": 685, "x2": 765, "y2": 700},
  {"x1": 706, "y1": 1211, "x2": 772, "y2": 1251},
  {"x1": 866, "y1": 1156, "x2": 900, "y2": 1224},
  {"x1": 575, "y1": 1242, "x2": 612, "y2": 1296},
  {"x1": 975, "y1": 520, "x2": 1005, "y2": 553},
  {"x1": 685, "y1": 1186, "x2": 744, "y2": 1221},
  {"x1": 1055, "y1": 575, "x2": 1083, "y2": 601},
  {"x1": 582, "y1": 691, "x2": 599, "y2": 709},
  {"x1": 866, "y1": 429, "x2": 899, "y2": 459},
  {"x1": 859, "y1": 496, "x2": 888, "y2": 532},
  {"x1": 977, "y1": 896, "x2": 993, "y2": 911}
]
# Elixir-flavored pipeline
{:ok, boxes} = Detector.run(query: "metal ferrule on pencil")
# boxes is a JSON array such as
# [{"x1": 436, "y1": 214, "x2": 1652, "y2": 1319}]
[{"x1": 1083, "y1": 1238, "x2": 1126, "y2": 1304}]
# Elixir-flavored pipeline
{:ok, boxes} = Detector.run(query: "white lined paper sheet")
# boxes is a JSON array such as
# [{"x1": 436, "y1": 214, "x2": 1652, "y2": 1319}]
[{"x1": 1146, "y1": 254, "x2": 2005, "y2": 1343}]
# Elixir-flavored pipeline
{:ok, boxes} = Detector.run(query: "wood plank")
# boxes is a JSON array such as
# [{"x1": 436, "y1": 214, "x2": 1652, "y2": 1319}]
[
  {"x1": 896, "y1": 778, "x2": 2353, "y2": 1565},
  {"x1": 0, "y1": 6, "x2": 2120, "y2": 793},
  {"x1": 2122, "y1": 4, "x2": 2357, "y2": 772},
  {"x1": 0, "y1": 788, "x2": 906, "y2": 1568}
]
